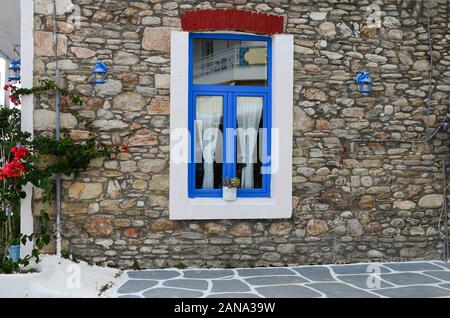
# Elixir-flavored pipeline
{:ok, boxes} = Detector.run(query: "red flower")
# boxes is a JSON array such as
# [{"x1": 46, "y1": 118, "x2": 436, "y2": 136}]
[
  {"x1": 9, "y1": 94, "x2": 21, "y2": 106},
  {"x1": 5, "y1": 83, "x2": 16, "y2": 91},
  {"x1": 10, "y1": 146, "x2": 30, "y2": 160},
  {"x1": 122, "y1": 145, "x2": 129, "y2": 152},
  {"x1": 0, "y1": 168, "x2": 4, "y2": 182},
  {"x1": 3, "y1": 160, "x2": 25, "y2": 178}
]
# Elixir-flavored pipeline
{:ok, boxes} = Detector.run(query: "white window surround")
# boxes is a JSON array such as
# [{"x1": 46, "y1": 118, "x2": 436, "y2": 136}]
[{"x1": 170, "y1": 31, "x2": 293, "y2": 220}]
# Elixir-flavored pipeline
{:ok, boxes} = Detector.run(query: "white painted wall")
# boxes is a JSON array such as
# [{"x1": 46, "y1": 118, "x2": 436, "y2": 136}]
[
  {"x1": 20, "y1": 0, "x2": 34, "y2": 258},
  {"x1": 0, "y1": 57, "x2": 6, "y2": 106},
  {"x1": 169, "y1": 31, "x2": 294, "y2": 220}
]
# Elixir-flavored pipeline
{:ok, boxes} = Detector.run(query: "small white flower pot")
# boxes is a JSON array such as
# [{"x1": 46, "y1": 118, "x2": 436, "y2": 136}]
[{"x1": 223, "y1": 187, "x2": 237, "y2": 201}]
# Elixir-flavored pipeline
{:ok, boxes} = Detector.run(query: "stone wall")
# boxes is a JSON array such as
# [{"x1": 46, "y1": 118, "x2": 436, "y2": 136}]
[{"x1": 32, "y1": 0, "x2": 450, "y2": 268}]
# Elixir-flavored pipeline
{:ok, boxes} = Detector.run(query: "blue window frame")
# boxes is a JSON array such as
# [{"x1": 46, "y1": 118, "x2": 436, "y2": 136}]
[{"x1": 188, "y1": 33, "x2": 272, "y2": 198}]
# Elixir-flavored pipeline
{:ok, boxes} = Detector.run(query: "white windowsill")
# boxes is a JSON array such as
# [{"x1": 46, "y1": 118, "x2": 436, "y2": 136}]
[{"x1": 189, "y1": 197, "x2": 276, "y2": 206}]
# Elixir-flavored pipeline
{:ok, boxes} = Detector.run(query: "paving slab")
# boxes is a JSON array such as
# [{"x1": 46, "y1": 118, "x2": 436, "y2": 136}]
[
  {"x1": 423, "y1": 271, "x2": 450, "y2": 282},
  {"x1": 245, "y1": 275, "x2": 307, "y2": 286},
  {"x1": 128, "y1": 270, "x2": 180, "y2": 280},
  {"x1": 211, "y1": 280, "x2": 252, "y2": 293},
  {"x1": 256, "y1": 285, "x2": 322, "y2": 298},
  {"x1": 337, "y1": 274, "x2": 394, "y2": 289},
  {"x1": 383, "y1": 262, "x2": 443, "y2": 272},
  {"x1": 143, "y1": 287, "x2": 204, "y2": 298},
  {"x1": 306, "y1": 282, "x2": 379, "y2": 298},
  {"x1": 293, "y1": 267, "x2": 335, "y2": 281},
  {"x1": 380, "y1": 273, "x2": 441, "y2": 285},
  {"x1": 207, "y1": 293, "x2": 260, "y2": 298},
  {"x1": 117, "y1": 280, "x2": 158, "y2": 294},
  {"x1": 331, "y1": 264, "x2": 391, "y2": 275},
  {"x1": 373, "y1": 286, "x2": 450, "y2": 298},
  {"x1": 163, "y1": 279, "x2": 209, "y2": 290},
  {"x1": 439, "y1": 283, "x2": 450, "y2": 290},
  {"x1": 432, "y1": 262, "x2": 450, "y2": 270},
  {"x1": 237, "y1": 268, "x2": 296, "y2": 277},
  {"x1": 183, "y1": 269, "x2": 234, "y2": 279}
]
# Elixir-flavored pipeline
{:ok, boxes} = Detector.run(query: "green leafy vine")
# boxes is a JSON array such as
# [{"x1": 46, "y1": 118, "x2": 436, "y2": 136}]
[{"x1": 1, "y1": 79, "x2": 123, "y2": 273}]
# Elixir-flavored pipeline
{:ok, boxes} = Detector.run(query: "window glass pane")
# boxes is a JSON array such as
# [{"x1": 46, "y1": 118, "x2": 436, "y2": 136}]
[
  {"x1": 195, "y1": 96, "x2": 224, "y2": 189},
  {"x1": 193, "y1": 38, "x2": 268, "y2": 86},
  {"x1": 236, "y1": 96, "x2": 264, "y2": 189}
]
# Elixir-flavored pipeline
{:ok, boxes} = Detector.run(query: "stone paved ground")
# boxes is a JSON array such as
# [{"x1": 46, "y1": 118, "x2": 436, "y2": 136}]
[{"x1": 111, "y1": 261, "x2": 450, "y2": 298}]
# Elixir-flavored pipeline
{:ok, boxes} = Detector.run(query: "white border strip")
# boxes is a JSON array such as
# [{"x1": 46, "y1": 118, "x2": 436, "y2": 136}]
[{"x1": 20, "y1": 0, "x2": 34, "y2": 257}]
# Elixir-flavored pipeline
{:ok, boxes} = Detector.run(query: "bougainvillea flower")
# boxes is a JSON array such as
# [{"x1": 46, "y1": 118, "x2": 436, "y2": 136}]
[
  {"x1": 9, "y1": 94, "x2": 20, "y2": 106},
  {"x1": 3, "y1": 160, "x2": 25, "y2": 178},
  {"x1": 10, "y1": 146, "x2": 30, "y2": 160},
  {"x1": 4, "y1": 83, "x2": 16, "y2": 91}
]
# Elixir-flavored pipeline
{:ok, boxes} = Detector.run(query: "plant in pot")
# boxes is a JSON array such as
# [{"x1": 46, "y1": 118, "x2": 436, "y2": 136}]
[
  {"x1": 223, "y1": 177, "x2": 240, "y2": 201},
  {"x1": 8, "y1": 237, "x2": 20, "y2": 263}
]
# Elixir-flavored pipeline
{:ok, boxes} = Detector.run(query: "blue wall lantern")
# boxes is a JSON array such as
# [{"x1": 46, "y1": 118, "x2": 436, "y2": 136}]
[
  {"x1": 8, "y1": 59, "x2": 21, "y2": 82},
  {"x1": 355, "y1": 71, "x2": 373, "y2": 94},
  {"x1": 93, "y1": 61, "x2": 107, "y2": 85}
]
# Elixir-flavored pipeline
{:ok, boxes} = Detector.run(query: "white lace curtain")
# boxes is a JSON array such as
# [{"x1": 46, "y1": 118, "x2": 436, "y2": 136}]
[
  {"x1": 237, "y1": 97, "x2": 263, "y2": 189},
  {"x1": 196, "y1": 96, "x2": 223, "y2": 189}
]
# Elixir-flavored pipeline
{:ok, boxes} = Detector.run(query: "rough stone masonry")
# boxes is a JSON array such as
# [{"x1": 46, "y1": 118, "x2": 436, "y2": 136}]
[{"x1": 32, "y1": 0, "x2": 450, "y2": 268}]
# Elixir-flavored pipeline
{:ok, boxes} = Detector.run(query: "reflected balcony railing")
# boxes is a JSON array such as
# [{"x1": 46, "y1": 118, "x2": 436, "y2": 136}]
[{"x1": 193, "y1": 45, "x2": 267, "y2": 81}]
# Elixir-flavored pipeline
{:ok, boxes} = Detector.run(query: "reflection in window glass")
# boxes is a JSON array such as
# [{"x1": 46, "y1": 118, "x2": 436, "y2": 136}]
[
  {"x1": 195, "y1": 96, "x2": 224, "y2": 189},
  {"x1": 236, "y1": 96, "x2": 263, "y2": 189},
  {"x1": 193, "y1": 39, "x2": 268, "y2": 86}
]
